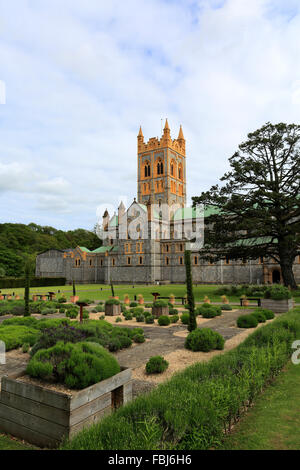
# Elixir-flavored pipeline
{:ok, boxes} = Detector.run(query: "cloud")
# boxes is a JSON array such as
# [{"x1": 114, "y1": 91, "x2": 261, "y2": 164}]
[{"x1": 0, "y1": 0, "x2": 300, "y2": 228}]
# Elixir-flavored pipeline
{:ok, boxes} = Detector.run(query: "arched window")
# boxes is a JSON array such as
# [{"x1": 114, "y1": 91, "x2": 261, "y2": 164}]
[
  {"x1": 156, "y1": 160, "x2": 164, "y2": 175},
  {"x1": 144, "y1": 161, "x2": 151, "y2": 178},
  {"x1": 171, "y1": 163, "x2": 174, "y2": 176}
]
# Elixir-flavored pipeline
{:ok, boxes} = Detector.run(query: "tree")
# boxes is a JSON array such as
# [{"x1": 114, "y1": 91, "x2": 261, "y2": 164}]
[
  {"x1": 192, "y1": 122, "x2": 300, "y2": 289},
  {"x1": 184, "y1": 249, "x2": 197, "y2": 332},
  {"x1": 24, "y1": 261, "x2": 31, "y2": 317}
]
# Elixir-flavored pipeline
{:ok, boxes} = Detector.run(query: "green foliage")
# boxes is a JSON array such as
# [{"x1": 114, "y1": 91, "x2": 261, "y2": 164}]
[
  {"x1": 27, "y1": 341, "x2": 120, "y2": 389},
  {"x1": 264, "y1": 285, "x2": 292, "y2": 300},
  {"x1": 132, "y1": 333, "x2": 145, "y2": 343},
  {"x1": 0, "y1": 325, "x2": 39, "y2": 351},
  {"x1": 144, "y1": 303, "x2": 153, "y2": 308},
  {"x1": 115, "y1": 317, "x2": 122, "y2": 323},
  {"x1": 198, "y1": 305, "x2": 222, "y2": 318},
  {"x1": 136, "y1": 314, "x2": 145, "y2": 323},
  {"x1": 221, "y1": 304, "x2": 233, "y2": 311},
  {"x1": 181, "y1": 313, "x2": 190, "y2": 324},
  {"x1": 251, "y1": 311, "x2": 267, "y2": 323},
  {"x1": 131, "y1": 307, "x2": 144, "y2": 316},
  {"x1": 24, "y1": 260, "x2": 31, "y2": 317},
  {"x1": 41, "y1": 307, "x2": 57, "y2": 316},
  {"x1": 185, "y1": 328, "x2": 225, "y2": 352},
  {"x1": 66, "y1": 309, "x2": 79, "y2": 319},
  {"x1": 170, "y1": 314, "x2": 179, "y2": 323},
  {"x1": 184, "y1": 250, "x2": 197, "y2": 332},
  {"x1": 237, "y1": 314, "x2": 259, "y2": 328},
  {"x1": 105, "y1": 299, "x2": 121, "y2": 306},
  {"x1": 61, "y1": 309, "x2": 300, "y2": 451},
  {"x1": 158, "y1": 315, "x2": 171, "y2": 326},
  {"x1": 145, "y1": 315, "x2": 155, "y2": 324},
  {"x1": 57, "y1": 297, "x2": 67, "y2": 303},
  {"x1": 153, "y1": 300, "x2": 168, "y2": 308},
  {"x1": 253, "y1": 308, "x2": 275, "y2": 320},
  {"x1": 145, "y1": 356, "x2": 169, "y2": 375},
  {"x1": 22, "y1": 343, "x2": 30, "y2": 353},
  {"x1": 169, "y1": 308, "x2": 178, "y2": 315},
  {"x1": 130, "y1": 302, "x2": 138, "y2": 307}
]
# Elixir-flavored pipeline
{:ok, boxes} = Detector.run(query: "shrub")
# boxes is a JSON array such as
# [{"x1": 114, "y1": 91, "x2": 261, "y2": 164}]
[
  {"x1": 105, "y1": 299, "x2": 120, "y2": 306},
  {"x1": 41, "y1": 308, "x2": 57, "y2": 316},
  {"x1": 132, "y1": 333, "x2": 145, "y2": 343},
  {"x1": 144, "y1": 303, "x2": 153, "y2": 308},
  {"x1": 264, "y1": 285, "x2": 292, "y2": 300},
  {"x1": 145, "y1": 315, "x2": 155, "y2": 324},
  {"x1": 66, "y1": 309, "x2": 78, "y2": 319},
  {"x1": 77, "y1": 299, "x2": 94, "y2": 305},
  {"x1": 185, "y1": 328, "x2": 225, "y2": 352},
  {"x1": 221, "y1": 304, "x2": 233, "y2": 311},
  {"x1": 27, "y1": 341, "x2": 120, "y2": 389},
  {"x1": 131, "y1": 307, "x2": 144, "y2": 316},
  {"x1": 130, "y1": 302, "x2": 138, "y2": 307},
  {"x1": 22, "y1": 343, "x2": 30, "y2": 353},
  {"x1": 197, "y1": 305, "x2": 221, "y2": 318},
  {"x1": 254, "y1": 308, "x2": 275, "y2": 320},
  {"x1": 136, "y1": 315, "x2": 145, "y2": 323},
  {"x1": 82, "y1": 310, "x2": 89, "y2": 320},
  {"x1": 115, "y1": 317, "x2": 122, "y2": 323},
  {"x1": 145, "y1": 356, "x2": 169, "y2": 374},
  {"x1": 252, "y1": 311, "x2": 266, "y2": 323},
  {"x1": 58, "y1": 297, "x2": 67, "y2": 303},
  {"x1": 169, "y1": 308, "x2": 178, "y2": 315},
  {"x1": 94, "y1": 305, "x2": 105, "y2": 313},
  {"x1": 170, "y1": 314, "x2": 179, "y2": 324},
  {"x1": 30, "y1": 323, "x2": 90, "y2": 356},
  {"x1": 124, "y1": 312, "x2": 133, "y2": 321},
  {"x1": 181, "y1": 313, "x2": 190, "y2": 325},
  {"x1": 153, "y1": 300, "x2": 168, "y2": 308},
  {"x1": 118, "y1": 335, "x2": 132, "y2": 349},
  {"x1": 11, "y1": 305, "x2": 26, "y2": 316},
  {"x1": 158, "y1": 315, "x2": 171, "y2": 326},
  {"x1": 0, "y1": 325, "x2": 39, "y2": 351},
  {"x1": 237, "y1": 314, "x2": 259, "y2": 328},
  {"x1": 108, "y1": 338, "x2": 122, "y2": 352},
  {"x1": 59, "y1": 307, "x2": 66, "y2": 313}
]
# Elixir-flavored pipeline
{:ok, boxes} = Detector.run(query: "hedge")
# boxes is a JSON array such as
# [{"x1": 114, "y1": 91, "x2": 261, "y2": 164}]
[
  {"x1": 0, "y1": 277, "x2": 66, "y2": 289},
  {"x1": 61, "y1": 308, "x2": 300, "y2": 450}
]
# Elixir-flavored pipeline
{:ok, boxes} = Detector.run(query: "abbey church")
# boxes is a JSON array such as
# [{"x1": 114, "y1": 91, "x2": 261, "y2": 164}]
[{"x1": 36, "y1": 121, "x2": 300, "y2": 285}]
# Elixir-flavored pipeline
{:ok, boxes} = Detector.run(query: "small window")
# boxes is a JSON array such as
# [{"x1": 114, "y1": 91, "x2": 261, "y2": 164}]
[
  {"x1": 127, "y1": 257, "x2": 131, "y2": 265},
  {"x1": 225, "y1": 256, "x2": 230, "y2": 265},
  {"x1": 139, "y1": 256, "x2": 143, "y2": 265},
  {"x1": 165, "y1": 257, "x2": 169, "y2": 266},
  {"x1": 100, "y1": 259, "x2": 103, "y2": 267},
  {"x1": 112, "y1": 258, "x2": 116, "y2": 267},
  {"x1": 179, "y1": 256, "x2": 183, "y2": 265},
  {"x1": 194, "y1": 256, "x2": 198, "y2": 265},
  {"x1": 89, "y1": 259, "x2": 93, "y2": 266}
]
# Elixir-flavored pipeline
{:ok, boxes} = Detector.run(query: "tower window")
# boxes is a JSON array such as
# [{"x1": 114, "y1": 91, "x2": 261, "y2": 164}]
[
  {"x1": 138, "y1": 256, "x2": 143, "y2": 265},
  {"x1": 127, "y1": 257, "x2": 131, "y2": 265}
]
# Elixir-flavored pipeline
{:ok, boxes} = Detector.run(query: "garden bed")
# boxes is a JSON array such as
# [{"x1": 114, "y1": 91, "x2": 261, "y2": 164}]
[{"x1": 0, "y1": 367, "x2": 132, "y2": 448}]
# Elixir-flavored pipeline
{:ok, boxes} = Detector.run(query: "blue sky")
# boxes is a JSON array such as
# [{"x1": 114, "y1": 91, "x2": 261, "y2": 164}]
[{"x1": 1, "y1": 0, "x2": 300, "y2": 230}]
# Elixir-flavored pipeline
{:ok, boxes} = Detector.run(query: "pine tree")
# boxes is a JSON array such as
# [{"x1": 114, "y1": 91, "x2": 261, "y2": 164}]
[{"x1": 24, "y1": 261, "x2": 31, "y2": 317}]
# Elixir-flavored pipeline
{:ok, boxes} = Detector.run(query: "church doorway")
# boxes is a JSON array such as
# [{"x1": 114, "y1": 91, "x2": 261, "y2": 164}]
[{"x1": 272, "y1": 269, "x2": 281, "y2": 284}]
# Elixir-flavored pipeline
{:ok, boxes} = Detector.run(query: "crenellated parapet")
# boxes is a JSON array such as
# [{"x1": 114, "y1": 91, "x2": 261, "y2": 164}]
[{"x1": 137, "y1": 120, "x2": 186, "y2": 156}]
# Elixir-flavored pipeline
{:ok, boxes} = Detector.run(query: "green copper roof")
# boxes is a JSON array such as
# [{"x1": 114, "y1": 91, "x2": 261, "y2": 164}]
[
  {"x1": 92, "y1": 246, "x2": 112, "y2": 253},
  {"x1": 79, "y1": 246, "x2": 91, "y2": 252},
  {"x1": 108, "y1": 215, "x2": 118, "y2": 227}
]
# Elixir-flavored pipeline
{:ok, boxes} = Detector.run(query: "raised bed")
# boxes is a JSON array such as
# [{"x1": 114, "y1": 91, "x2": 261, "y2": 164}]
[
  {"x1": 105, "y1": 304, "x2": 121, "y2": 316},
  {"x1": 261, "y1": 298, "x2": 294, "y2": 313},
  {"x1": 0, "y1": 367, "x2": 132, "y2": 448},
  {"x1": 152, "y1": 306, "x2": 169, "y2": 318}
]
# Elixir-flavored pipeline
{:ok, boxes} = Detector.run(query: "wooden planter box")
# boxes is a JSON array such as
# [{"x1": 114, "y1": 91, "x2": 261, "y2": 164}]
[
  {"x1": 152, "y1": 306, "x2": 169, "y2": 318},
  {"x1": 0, "y1": 367, "x2": 132, "y2": 449},
  {"x1": 261, "y1": 298, "x2": 294, "y2": 313},
  {"x1": 105, "y1": 304, "x2": 121, "y2": 316}
]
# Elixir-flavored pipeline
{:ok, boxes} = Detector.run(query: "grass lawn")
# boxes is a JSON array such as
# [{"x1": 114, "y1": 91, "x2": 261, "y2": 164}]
[
  {"x1": 222, "y1": 361, "x2": 300, "y2": 450},
  {"x1": 0, "y1": 433, "x2": 36, "y2": 450},
  {"x1": 0, "y1": 283, "x2": 242, "y2": 304}
]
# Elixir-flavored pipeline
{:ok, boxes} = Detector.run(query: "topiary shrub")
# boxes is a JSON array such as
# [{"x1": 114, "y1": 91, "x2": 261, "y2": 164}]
[
  {"x1": 94, "y1": 305, "x2": 105, "y2": 313},
  {"x1": 221, "y1": 304, "x2": 233, "y2": 311},
  {"x1": 108, "y1": 337, "x2": 122, "y2": 352},
  {"x1": 158, "y1": 315, "x2": 171, "y2": 326},
  {"x1": 124, "y1": 312, "x2": 133, "y2": 321},
  {"x1": 197, "y1": 305, "x2": 222, "y2": 318},
  {"x1": 22, "y1": 342, "x2": 30, "y2": 353},
  {"x1": 181, "y1": 313, "x2": 190, "y2": 324},
  {"x1": 11, "y1": 305, "x2": 26, "y2": 316},
  {"x1": 131, "y1": 307, "x2": 144, "y2": 316},
  {"x1": 144, "y1": 303, "x2": 153, "y2": 308},
  {"x1": 252, "y1": 311, "x2": 266, "y2": 323},
  {"x1": 41, "y1": 308, "x2": 57, "y2": 316},
  {"x1": 136, "y1": 314, "x2": 145, "y2": 323},
  {"x1": 132, "y1": 333, "x2": 145, "y2": 343},
  {"x1": 170, "y1": 314, "x2": 179, "y2": 323},
  {"x1": 66, "y1": 309, "x2": 79, "y2": 319},
  {"x1": 118, "y1": 335, "x2": 132, "y2": 349},
  {"x1": 253, "y1": 308, "x2": 275, "y2": 320},
  {"x1": 145, "y1": 356, "x2": 169, "y2": 374},
  {"x1": 145, "y1": 315, "x2": 155, "y2": 324},
  {"x1": 26, "y1": 341, "x2": 120, "y2": 389},
  {"x1": 59, "y1": 307, "x2": 66, "y2": 313},
  {"x1": 130, "y1": 302, "x2": 138, "y2": 307},
  {"x1": 115, "y1": 317, "x2": 122, "y2": 323},
  {"x1": 237, "y1": 314, "x2": 259, "y2": 328},
  {"x1": 185, "y1": 328, "x2": 225, "y2": 352},
  {"x1": 153, "y1": 300, "x2": 168, "y2": 308},
  {"x1": 169, "y1": 308, "x2": 178, "y2": 315},
  {"x1": 58, "y1": 297, "x2": 67, "y2": 304}
]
